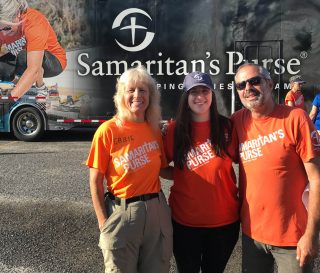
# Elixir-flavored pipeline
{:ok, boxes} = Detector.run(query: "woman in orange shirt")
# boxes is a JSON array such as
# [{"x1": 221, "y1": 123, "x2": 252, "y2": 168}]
[
  {"x1": 87, "y1": 66, "x2": 172, "y2": 273},
  {"x1": 162, "y1": 72, "x2": 240, "y2": 273},
  {"x1": 0, "y1": 0, "x2": 66, "y2": 98}
]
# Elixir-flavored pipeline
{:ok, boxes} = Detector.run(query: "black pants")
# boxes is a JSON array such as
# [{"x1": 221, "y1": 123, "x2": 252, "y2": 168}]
[
  {"x1": 173, "y1": 220, "x2": 240, "y2": 273},
  {"x1": 0, "y1": 50, "x2": 63, "y2": 81}
]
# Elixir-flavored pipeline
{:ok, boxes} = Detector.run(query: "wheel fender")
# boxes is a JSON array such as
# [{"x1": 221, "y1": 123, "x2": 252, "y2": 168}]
[{"x1": 8, "y1": 103, "x2": 48, "y2": 132}]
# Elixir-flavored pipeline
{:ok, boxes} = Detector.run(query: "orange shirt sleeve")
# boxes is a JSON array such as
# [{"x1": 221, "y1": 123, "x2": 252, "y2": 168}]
[
  {"x1": 285, "y1": 91, "x2": 294, "y2": 105},
  {"x1": 86, "y1": 123, "x2": 110, "y2": 174},
  {"x1": 24, "y1": 12, "x2": 49, "y2": 51}
]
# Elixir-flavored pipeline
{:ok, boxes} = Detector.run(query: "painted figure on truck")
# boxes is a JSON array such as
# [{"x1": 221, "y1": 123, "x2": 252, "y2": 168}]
[{"x1": 0, "y1": 0, "x2": 66, "y2": 98}]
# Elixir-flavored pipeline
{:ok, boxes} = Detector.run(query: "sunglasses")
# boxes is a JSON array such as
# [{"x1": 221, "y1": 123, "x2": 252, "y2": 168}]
[
  {"x1": 235, "y1": 76, "x2": 265, "y2": 90},
  {"x1": 0, "y1": 26, "x2": 12, "y2": 31}
]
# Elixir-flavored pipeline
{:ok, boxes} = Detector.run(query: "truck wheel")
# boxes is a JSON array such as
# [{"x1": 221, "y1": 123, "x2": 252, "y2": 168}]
[{"x1": 12, "y1": 107, "x2": 44, "y2": 141}]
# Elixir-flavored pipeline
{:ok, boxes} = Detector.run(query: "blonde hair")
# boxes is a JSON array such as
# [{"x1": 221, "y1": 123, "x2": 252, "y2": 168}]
[
  {"x1": 0, "y1": 0, "x2": 28, "y2": 24},
  {"x1": 113, "y1": 65, "x2": 161, "y2": 131}
]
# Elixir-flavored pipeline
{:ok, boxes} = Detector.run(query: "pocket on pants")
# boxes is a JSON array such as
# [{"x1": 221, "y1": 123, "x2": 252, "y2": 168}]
[{"x1": 99, "y1": 208, "x2": 127, "y2": 250}]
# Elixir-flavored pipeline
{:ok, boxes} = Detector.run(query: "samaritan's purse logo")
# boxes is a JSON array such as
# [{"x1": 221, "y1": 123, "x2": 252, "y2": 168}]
[{"x1": 112, "y1": 8, "x2": 155, "y2": 52}]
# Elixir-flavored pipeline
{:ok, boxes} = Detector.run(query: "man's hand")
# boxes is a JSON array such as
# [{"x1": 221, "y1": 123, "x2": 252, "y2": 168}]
[{"x1": 296, "y1": 233, "x2": 319, "y2": 267}]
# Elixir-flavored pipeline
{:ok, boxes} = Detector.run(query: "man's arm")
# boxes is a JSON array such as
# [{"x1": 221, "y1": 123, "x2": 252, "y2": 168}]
[
  {"x1": 309, "y1": 106, "x2": 318, "y2": 122},
  {"x1": 297, "y1": 157, "x2": 320, "y2": 266},
  {"x1": 11, "y1": 50, "x2": 44, "y2": 98},
  {"x1": 89, "y1": 168, "x2": 107, "y2": 230}
]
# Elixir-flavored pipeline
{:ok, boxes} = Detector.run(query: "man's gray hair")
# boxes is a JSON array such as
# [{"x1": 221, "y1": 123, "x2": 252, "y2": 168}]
[
  {"x1": 0, "y1": 0, "x2": 28, "y2": 24},
  {"x1": 236, "y1": 63, "x2": 272, "y2": 80}
]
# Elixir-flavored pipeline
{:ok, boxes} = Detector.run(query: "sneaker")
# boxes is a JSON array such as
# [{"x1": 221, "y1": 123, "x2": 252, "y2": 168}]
[{"x1": 36, "y1": 84, "x2": 48, "y2": 96}]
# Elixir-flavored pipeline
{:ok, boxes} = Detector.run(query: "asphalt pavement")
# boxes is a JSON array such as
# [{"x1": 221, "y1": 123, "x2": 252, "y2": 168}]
[{"x1": 0, "y1": 129, "x2": 318, "y2": 273}]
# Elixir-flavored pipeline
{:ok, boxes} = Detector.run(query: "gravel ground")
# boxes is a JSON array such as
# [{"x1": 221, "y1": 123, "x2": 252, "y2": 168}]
[{"x1": 0, "y1": 129, "x2": 318, "y2": 273}]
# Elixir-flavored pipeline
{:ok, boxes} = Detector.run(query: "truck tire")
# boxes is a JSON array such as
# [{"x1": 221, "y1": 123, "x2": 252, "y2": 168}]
[{"x1": 12, "y1": 107, "x2": 44, "y2": 141}]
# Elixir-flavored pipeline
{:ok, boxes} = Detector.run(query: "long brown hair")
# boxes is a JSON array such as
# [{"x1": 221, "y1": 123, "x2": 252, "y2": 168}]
[{"x1": 173, "y1": 91, "x2": 232, "y2": 169}]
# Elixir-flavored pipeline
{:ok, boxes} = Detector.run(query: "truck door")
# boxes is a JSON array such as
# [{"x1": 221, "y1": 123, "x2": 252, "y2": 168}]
[{"x1": 233, "y1": 40, "x2": 283, "y2": 111}]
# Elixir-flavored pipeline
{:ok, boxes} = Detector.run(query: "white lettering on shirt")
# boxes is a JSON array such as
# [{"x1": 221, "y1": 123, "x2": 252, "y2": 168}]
[
  {"x1": 113, "y1": 141, "x2": 159, "y2": 172},
  {"x1": 186, "y1": 139, "x2": 215, "y2": 170},
  {"x1": 4, "y1": 36, "x2": 27, "y2": 56},
  {"x1": 239, "y1": 129, "x2": 285, "y2": 163}
]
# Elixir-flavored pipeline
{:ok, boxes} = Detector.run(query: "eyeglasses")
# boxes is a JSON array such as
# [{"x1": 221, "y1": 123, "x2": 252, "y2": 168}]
[
  {"x1": 235, "y1": 76, "x2": 265, "y2": 90},
  {"x1": 0, "y1": 26, "x2": 12, "y2": 32}
]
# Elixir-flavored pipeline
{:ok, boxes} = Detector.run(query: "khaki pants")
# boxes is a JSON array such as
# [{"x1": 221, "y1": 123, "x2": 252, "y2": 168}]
[
  {"x1": 99, "y1": 192, "x2": 173, "y2": 273},
  {"x1": 242, "y1": 233, "x2": 313, "y2": 273}
]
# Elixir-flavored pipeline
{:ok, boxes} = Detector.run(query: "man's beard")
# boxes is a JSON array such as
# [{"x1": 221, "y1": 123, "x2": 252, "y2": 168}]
[{"x1": 240, "y1": 89, "x2": 264, "y2": 111}]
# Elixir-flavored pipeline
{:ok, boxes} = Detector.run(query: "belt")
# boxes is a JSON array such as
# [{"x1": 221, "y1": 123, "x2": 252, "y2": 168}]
[{"x1": 106, "y1": 192, "x2": 159, "y2": 205}]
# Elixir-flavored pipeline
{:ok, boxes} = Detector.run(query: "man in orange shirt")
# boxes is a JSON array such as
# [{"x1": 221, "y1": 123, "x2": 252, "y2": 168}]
[
  {"x1": 231, "y1": 63, "x2": 320, "y2": 273},
  {"x1": 285, "y1": 75, "x2": 306, "y2": 110},
  {"x1": 0, "y1": 0, "x2": 67, "y2": 98}
]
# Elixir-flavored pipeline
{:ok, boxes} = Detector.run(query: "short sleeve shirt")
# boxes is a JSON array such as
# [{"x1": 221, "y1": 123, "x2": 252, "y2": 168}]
[
  {"x1": 285, "y1": 90, "x2": 305, "y2": 110},
  {"x1": 312, "y1": 93, "x2": 320, "y2": 130},
  {"x1": 163, "y1": 120, "x2": 239, "y2": 227},
  {"x1": 231, "y1": 105, "x2": 319, "y2": 246},
  {"x1": 86, "y1": 118, "x2": 167, "y2": 198},
  {"x1": 0, "y1": 8, "x2": 66, "y2": 69}
]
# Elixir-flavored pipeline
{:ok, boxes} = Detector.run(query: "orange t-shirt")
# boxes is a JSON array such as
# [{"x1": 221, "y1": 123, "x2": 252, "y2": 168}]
[
  {"x1": 86, "y1": 117, "x2": 167, "y2": 198},
  {"x1": 231, "y1": 105, "x2": 320, "y2": 246},
  {"x1": 0, "y1": 8, "x2": 66, "y2": 70},
  {"x1": 163, "y1": 120, "x2": 239, "y2": 227},
  {"x1": 285, "y1": 90, "x2": 305, "y2": 110}
]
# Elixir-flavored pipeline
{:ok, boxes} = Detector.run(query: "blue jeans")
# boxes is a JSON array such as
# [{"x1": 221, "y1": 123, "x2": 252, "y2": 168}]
[{"x1": 242, "y1": 233, "x2": 313, "y2": 273}]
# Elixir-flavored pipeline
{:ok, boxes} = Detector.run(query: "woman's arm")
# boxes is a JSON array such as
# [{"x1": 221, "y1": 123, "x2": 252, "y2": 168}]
[
  {"x1": 89, "y1": 168, "x2": 108, "y2": 230},
  {"x1": 11, "y1": 50, "x2": 44, "y2": 98}
]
